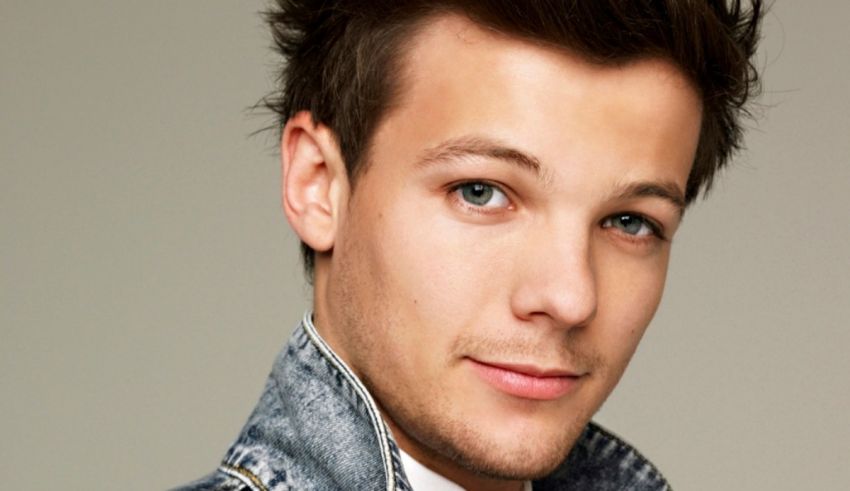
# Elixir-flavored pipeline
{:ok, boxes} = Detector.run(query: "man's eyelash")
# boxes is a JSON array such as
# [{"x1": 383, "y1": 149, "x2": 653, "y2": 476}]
[
  {"x1": 445, "y1": 183, "x2": 669, "y2": 243},
  {"x1": 637, "y1": 215, "x2": 664, "y2": 238},
  {"x1": 603, "y1": 213, "x2": 669, "y2": 242}
]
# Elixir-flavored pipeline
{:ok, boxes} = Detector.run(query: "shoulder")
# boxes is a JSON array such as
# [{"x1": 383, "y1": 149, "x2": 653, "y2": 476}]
[{"x1": 535, "y1": 421, "x2": 671, "y2": 491}]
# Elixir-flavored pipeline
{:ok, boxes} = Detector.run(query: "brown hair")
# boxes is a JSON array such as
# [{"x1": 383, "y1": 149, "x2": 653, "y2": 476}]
[{"x1": 263, "y1": 0, "x2": 765, "y2": 275}]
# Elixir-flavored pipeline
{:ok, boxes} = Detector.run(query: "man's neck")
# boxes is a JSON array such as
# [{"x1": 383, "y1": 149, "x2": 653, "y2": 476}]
[
  {"x1": 400, "y1": 448, "x2": 530, "y2": 491},
  {"x1": 386, "y1": 416, "x2": 527, "y2": 491}
]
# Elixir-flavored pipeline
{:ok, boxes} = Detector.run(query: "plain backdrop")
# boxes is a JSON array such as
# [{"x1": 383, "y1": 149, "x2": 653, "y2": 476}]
[{"x1": 2, "y1": 1, "x2": 848, "y2": 490}]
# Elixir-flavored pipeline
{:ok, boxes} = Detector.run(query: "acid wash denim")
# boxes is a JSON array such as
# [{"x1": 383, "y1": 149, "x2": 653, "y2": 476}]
[{"x1": 173, "y1": 312, "x2": 671, "y2": 491}]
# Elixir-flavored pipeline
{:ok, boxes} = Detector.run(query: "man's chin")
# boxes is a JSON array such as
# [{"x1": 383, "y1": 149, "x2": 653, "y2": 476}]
[
  {"x1": 398, "y1": 413, "x2": 586, "y2": 482},
  {"x1": 454, "y1": 452, "x2": 565, "y2": 482},
  {"x1": 449, "y1": 432, "x2": 578, "y2": 481}
]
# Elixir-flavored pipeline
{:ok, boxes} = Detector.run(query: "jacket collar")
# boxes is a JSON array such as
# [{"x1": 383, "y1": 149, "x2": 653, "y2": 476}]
[{"x1": 217, "y1": 312, "x2": 669, "y2": 490}]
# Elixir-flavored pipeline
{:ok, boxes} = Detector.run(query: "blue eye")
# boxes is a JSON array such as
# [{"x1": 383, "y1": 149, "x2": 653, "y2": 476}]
[
  {"x1": 455, "y1": 182, "x2": 510, "y2": 208},
  {"x1": 602, "y1": 214, "x2": 659, "y2": 237}
]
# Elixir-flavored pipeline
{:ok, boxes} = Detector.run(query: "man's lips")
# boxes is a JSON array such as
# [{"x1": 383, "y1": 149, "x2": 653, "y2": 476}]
[{"x1": 467, "y1": 358, "x2": 584, "y2": 401}]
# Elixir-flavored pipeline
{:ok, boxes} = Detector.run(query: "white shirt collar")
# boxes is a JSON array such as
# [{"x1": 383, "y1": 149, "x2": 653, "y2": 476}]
[{"x1": 400, "y1": 449, "x2": 532, "y2": 491}]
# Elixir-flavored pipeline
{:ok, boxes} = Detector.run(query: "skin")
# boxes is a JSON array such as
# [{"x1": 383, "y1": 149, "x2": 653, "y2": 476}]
[{"x1": 282, "y1": 15, "x2": 702, "y2": 491}]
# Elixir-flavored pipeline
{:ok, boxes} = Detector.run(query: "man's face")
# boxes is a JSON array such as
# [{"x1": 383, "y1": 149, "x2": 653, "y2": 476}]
[{"x1": 313, "y1": 15, "x2": 701, "y2": 486}]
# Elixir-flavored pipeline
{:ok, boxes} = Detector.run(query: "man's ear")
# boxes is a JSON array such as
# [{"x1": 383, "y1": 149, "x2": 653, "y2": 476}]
[{"x1": 281, "y1": 111, "x2": 349, "y2": 253}]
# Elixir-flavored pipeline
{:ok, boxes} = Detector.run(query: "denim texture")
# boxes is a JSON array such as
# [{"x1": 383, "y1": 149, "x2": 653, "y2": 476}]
[{"x1": 173, "y1": 312, "x2": 670, "y2": 490}]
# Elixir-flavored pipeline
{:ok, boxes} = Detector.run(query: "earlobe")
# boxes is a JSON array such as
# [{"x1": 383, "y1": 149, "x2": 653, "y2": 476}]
[{"x1": 281, "y1": 111, "x2": 349, "y2": 253}]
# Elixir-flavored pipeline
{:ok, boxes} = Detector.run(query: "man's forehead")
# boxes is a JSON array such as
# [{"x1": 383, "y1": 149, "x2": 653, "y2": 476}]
[{"x1": 393, "y1": 12, "x2": 699, "y2": 124}]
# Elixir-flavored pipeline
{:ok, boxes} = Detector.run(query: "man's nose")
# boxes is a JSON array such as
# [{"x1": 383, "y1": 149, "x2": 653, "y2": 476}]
[{"x1": 509, "y1": 226, "x2": 598, "y2": 330}]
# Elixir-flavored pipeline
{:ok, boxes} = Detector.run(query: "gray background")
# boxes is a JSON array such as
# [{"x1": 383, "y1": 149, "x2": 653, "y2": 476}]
[{"x1": 2, "y1": 1, "x2": 848, "y2": 489}]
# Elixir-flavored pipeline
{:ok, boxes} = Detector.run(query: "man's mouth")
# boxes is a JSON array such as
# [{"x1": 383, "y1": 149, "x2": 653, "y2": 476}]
[{"x1": 466, "y1": 358, "x2": 584, "y2": 401}]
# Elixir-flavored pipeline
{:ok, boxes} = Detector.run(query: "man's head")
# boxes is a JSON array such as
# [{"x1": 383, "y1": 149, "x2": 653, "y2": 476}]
[
  {"x1": 271, "y1": 1, "x2": 762, "y2": 489},
  {"x1": 266, "y1": 0, "x2": 763, "y2": 275}
]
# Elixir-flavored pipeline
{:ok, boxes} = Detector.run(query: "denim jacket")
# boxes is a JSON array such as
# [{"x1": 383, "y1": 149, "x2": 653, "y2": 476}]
[{"x1": 173, "y1": 312, "x2": 671, "y2": 490}]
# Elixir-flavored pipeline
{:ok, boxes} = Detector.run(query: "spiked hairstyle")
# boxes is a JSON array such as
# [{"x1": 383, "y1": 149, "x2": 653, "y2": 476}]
[{"x1": 262, "y1": 1, "x2": 764, "y2": 275}]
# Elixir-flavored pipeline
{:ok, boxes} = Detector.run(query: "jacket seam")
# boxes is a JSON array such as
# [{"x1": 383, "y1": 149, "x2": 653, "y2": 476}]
[
  {"x1": 301, "y1": 310, "x2": 396, "y2": 491},
  {"x1": 587, "y1": 421, "x2": 670, "y2": 487},
  {"x1": 218, "y1": 463, "x2": 269, "y2": 491}
]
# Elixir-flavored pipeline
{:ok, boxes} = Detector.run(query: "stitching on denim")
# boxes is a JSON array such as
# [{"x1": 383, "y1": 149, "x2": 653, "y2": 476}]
[
  {"x1": 218, "y1": 463, "x2": 269, "y2": 491},
  {"x1": 301, "y1": 310, "x2": 396, "y2": 491},
  {"x1": 587, "y1": 421, "x2": 671, "y2": 488}
]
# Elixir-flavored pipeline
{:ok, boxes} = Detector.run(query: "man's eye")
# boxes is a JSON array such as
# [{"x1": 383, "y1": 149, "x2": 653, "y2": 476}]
[
  {"x1": 454, "y1": 182, "x2": 511, "y2": 208},
  {"x1": 602, "y1": 214, "x2": 659, "y2": 237}
]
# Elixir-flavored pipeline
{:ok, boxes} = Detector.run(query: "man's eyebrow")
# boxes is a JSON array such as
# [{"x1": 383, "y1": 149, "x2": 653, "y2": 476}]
[
  {"x1": 416, "y1": 135, "x2": 546, "y2": 180},
  {"x1": 417, "y1": 137, "x2": 685, "y2": 213},
  {"x1": 611, "y1": 180, "x2": 687, "y2": 216}
]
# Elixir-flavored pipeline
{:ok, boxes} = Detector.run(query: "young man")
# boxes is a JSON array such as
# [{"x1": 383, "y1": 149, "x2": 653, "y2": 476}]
[{"x1": 177, "y1": 1, "x2": 763, "y2": 490}]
